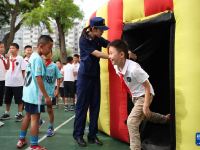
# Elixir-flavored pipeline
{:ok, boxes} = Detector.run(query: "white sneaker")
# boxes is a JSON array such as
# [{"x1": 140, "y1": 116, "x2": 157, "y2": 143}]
[{"x1": 0, "y1": 121, "x2": 4, "y2": 126}]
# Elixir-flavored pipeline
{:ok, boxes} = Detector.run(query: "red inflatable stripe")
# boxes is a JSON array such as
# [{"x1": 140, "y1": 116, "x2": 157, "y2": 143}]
[
  {"x1": 144, "y1": 0, "x2": 173, "y2": 17},
  {"x1": 107, "y1": 0, "x2": 129, "y2": 143}
]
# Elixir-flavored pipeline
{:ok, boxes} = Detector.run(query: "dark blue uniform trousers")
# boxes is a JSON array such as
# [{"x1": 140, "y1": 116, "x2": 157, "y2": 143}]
[{"x1": 73, "y1": 75, "x2": 100, "y2": 140}]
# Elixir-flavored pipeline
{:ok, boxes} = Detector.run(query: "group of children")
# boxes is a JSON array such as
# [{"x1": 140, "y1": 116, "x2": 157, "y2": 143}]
[
  {"x1": 0, "y1": 17, "x2": 170, "y2": 150},
  {"x1": 0, "y1": 35, "x2": 80, "y2": 150}
]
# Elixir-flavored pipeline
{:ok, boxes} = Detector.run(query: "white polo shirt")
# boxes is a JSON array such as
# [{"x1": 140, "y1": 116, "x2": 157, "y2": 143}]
[
  {"x1": 73, "y1": 62, "x2": 80, "y2": 80},
  {"x1": 6, "y1": 55, "x2": 26, "y2": 87},
  {"x1": 0, "y1": 54, "x2": 7, "y2": 81},
  {"x1": 24, "y1": 57, "x2": 29, "y2": 70},
  {"x1": 114, "y1": 59, "x2": 154, "y2": 98},
  {"x1": 55, "y1": 68, "x2": 64, "y2": 87},
  {"x1": 63, "y1": 63, "x2": 76, "y2": 82}
]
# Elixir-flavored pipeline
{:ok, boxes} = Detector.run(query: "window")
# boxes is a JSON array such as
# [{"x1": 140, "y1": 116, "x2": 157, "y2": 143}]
[
  {"x1": 75, "y1": 48, "x2": 78, "y2": 51},
  {"x1": 69, "y1": 37, "x2": 73, "y2": 39}
]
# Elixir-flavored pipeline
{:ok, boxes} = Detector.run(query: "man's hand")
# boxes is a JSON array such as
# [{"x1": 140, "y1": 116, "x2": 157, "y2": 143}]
[
  {"x1": 54, "y1": 89, "x2": 59, "y2": 97},
  {"x1": 143, "y1": 105, "x2": 151, "y2": 119},
  {"x1": 5, "y1": 54, "x2": 9, "y2": 60},
  {"x1": 45, "y1": 96, "x2": 52, "y2": 105},
  {"x1": 128, "y1": 51, "x2": 137, "y2": 61}
]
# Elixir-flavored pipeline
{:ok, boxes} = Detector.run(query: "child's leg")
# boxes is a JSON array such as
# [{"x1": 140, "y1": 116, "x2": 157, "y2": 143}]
[
  {"x1": 144, "y1": 95, "x2": 168, "y2": 124},
  {"x1": 46, "y1": 105, "x2": 55, "y2": 137},
  {"x1": 21, "y1": 111, "x2": 31, "y2": 132},
  {"x1": 127, "y1": 97, "x2": 146, "y2": 150},
  {"x1": 47, "y1": 105, "x2": 54, "y2": 125},
  {"x1": 62, "y1": 97, "x2": 65, "y2": 105}
]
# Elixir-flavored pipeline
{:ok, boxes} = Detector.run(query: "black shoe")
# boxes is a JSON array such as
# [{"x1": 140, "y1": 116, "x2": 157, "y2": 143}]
[
  {"x1": 75, "y1": 138, "x2": 87, "y2": 147},
  {"x1": 88, "y1": 137, "x2": 103, "y2": 146},
  {"x1": 15, "y1": 114, "x2": 23, "y2": 122},
  {"x1": 70, "y1": 105, "x2": 75, "y2": 111},
  {"x1": 0, "y1": 113, "x2": 10, "y2": 120}
]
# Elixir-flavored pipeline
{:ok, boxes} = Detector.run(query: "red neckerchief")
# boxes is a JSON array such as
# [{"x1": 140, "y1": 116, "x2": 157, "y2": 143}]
[
  {"x1": 119, "y1": 73, "x2": 132, "y2": 98},
  {"x1": 59, "y1": 68, "x2": 61, "y2": 71},
  {"x1": 25, "y1": 59, "x2": 28, "y2": 62},
  {"x1": 45, "y1": 59, "x2": 52, "y2": 67},
  {"x1": 0, "y1": 56, "x2": 6, "y2": 69},
  {"x1": 68, "y1": 62, "x2": 72, "y2": 65},
  {"x1": 10, "y1": 59, "x2": 17, "y2": 74}
]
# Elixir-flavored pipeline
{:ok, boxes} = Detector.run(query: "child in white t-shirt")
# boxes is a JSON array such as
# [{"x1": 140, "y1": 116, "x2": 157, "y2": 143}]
[
  {"x1": 63, "y1": 57, "x2": 77, "y2": 111},
  {"x1": 53, "y1": 60, "x2": 64, "y2": 108},
  {"x1": 73, "y1": 54, "x2": 80, "y2": 103},
  {"x1": 24, "y1": 45, "x2": 33, "y2": 70},
  {"x1": 0, "y1": 43, "x2": 25, "y2": 122},
  {"x1": 0, "y1": 41, "x2": 10, "y2": 127},
  {"x1": 108, "y1": 39, "x2": 170, "y2": 150}
]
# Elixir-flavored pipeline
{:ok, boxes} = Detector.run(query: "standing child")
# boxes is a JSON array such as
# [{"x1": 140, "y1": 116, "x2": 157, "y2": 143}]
[
  {"x1": 73, "y1": 54, "x2": 80, "y2": 103},
  {"x1": 24, "y1": 45, "x2": 33, "y2": 69},
  {"x1": 63, "y1": 56, "x2": 77, "y2": 111},
  {"x1": 0, "y1": 41, "x2": 10, "y2": 126},
  {"x1": 14, "y1": 45, "x2": 33, "y2": 119},
  {"x1": 0, "y1": 43, "x2": 25, "y2": 122},
  {"x1": 40, "y1": 51, "x2": 62, "y2": 136},
  {"x1": 16, "y1": 35, "x2": 53, "y2": 150},
  {"x1": 53, "y1": 60, "x2": 64, "y2": 108},
  {"x1": 108, "y1": 39, "x2": 170, "y2": 150}
]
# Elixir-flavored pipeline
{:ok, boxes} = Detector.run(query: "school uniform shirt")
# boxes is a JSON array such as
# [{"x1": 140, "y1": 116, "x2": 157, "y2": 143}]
[
  {"x1": 55, "y1": 68, "x2": 64, "y2": 88},
  {"x1": 73, "y1": 63, "x2": 80, "y2": 80},
  {"x1": 78, "y1": 34, "x2": 110, "y2": 77},
  {"x1": 0, "y1": 54, "x2": 7, "y2": 81},
  {"x1": 114, "y1": 59, "x2": 155, "y2": 97},
  {"x1": 22, "y1": 53, "x2": 46, "y2": 105},
  {"x1": 44, "y1": 62, "x2": 62, "y2": 98},
  {"x1": 5, "y1": 55, "x2": 25, "y2": 87},
  {"x1": 24, "y1": 57, "x2": 29, "y2": 70},
  {"x1": 63, "y1": 63, "x2": 76, "y2": 81}
]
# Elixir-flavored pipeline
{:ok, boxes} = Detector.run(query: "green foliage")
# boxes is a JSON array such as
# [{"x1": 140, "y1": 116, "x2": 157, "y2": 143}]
[
  {"x1": 51, "y1": 48, "x2": 73, "y2": 62},
  {"x1": 0, "y1": 0, "x2": 10, "y2": 29},
  {"x1": 22, "y1": 0, "x2": 84, "y2": 33}
]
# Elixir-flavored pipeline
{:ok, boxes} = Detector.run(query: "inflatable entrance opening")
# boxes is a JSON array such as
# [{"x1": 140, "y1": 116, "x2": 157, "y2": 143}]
[{"x1": 122, "y1": 12, "x2": 175, "y2": 149}]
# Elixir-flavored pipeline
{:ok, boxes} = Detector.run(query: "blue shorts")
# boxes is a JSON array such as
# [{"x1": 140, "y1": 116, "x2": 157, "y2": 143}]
[{"x1": 25, "y1": 102, "x2": 45, "y2": 114}]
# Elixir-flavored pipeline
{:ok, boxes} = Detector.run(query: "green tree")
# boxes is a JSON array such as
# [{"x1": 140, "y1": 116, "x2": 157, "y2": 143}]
[
  {"x1": 2, "y1": 0, "x2": 50, "y2": 54},
  {"x1": 0, "y1": 0, "x2": 10, "y2": 29},
  {"x1": 22, "y1": 0, "x2": 83, "y2": 63},
  {"x1": 51, "y1": 48, "x2": 73, "y2": 62}
]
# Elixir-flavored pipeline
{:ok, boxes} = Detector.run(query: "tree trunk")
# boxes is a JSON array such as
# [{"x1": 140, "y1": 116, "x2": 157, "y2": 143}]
[
  {"x1": 56, "y1": 17, "x2": 67, "y2": 64},
  {"x1": 3, "y1": 19, "x2": 22, "y2": 54}
]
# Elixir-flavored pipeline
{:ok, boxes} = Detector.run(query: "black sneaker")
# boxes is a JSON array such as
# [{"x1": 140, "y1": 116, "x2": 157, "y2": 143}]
[
  {"x1": 64, "y1": 106, "x2": 69, "y2": 111},
  {"x1": 0, "y1": 113, "x2": 10, "y2": 120},
  {"x1": 15, "y1": 112, "x2": 19, "y2": 118},
  {"x1": 70, "y1": 105, "x2": 75, "y2": 111},
  {"x1": 15, "y1": 114, "x2": 23, "y2": 122}
]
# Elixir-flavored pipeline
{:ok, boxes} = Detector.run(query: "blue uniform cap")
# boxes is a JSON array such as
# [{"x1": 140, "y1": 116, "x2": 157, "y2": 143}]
[{"x1": 90, "y1": 17, "x2": 109, "y2": 31}]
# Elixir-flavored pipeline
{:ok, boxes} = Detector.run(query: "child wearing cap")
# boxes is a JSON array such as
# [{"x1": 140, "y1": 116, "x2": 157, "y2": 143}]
[
  {"x1": 73, "y1": 17, "x2": 110, "y2": 147},
  {"x1": 0, "y1": 43, "x2": 25, "y2": 122},
  {"x1": 108, "y1": 39, "x2": 170, "y2": 150},
  {"x1": 0, "y1": 41, "x2": 10, "y2": 127}
]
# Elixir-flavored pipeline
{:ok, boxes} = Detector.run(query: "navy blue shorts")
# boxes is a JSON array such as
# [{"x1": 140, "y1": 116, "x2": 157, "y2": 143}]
[{"x1": 25, "y1": 102, "x2": 45, "y2": 114}]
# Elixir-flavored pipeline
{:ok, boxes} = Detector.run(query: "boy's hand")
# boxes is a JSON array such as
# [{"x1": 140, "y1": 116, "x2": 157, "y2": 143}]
[
  {"x1": 143, "y1": 105, "x2": 151, "y2": 119},
  {"x1": 5, "y1": 54, "x2": 9, "y2": 60},
  {"x1": 45, "y1": 96, "x2": 52, "y2": 105},
  {"x1": 54, "y1": 89, "x2": 59, "y2": 97},
  {"x1": 128, "y1": 51, "x2": 137, "y2": 61}
]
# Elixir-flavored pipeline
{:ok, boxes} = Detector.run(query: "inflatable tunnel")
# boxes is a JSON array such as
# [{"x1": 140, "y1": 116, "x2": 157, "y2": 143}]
[{"x1": 86, "y1": 0, "x2": 200, "y2": 149}]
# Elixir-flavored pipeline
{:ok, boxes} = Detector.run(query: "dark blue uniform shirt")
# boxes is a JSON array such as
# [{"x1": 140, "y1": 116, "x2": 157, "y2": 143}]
[{"x1": 78, "y1": 34, "x2": 110, "y2": 77}]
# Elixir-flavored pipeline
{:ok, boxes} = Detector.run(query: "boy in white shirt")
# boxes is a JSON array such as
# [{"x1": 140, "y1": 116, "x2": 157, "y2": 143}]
[
  {"x1": 73, "y1": 54, "x2": 80, "y2": 102},
  {"x1": 53, "y1": 60, "x2": 64, "y2": 108},
  {"x1": 0, "y1": 41, "x2": 10, "y2": 126},
  {"x1": 63, "y1": 57, "x2": 77, "y2": 111},
  {"x1": 24, "y1": 45, "x2": 33, "y2": 69},
  {"x1": 108, "y1": 39, "x2": 170, "y2": 150},
  {"x1": 0, "y1": 43, "x2": 25, "y2": 122}
]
